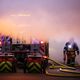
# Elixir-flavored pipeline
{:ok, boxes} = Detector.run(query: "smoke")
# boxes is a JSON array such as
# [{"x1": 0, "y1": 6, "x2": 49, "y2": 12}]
[
  {"x1": 0, "y1": 18, "x2": 17, "y2": 37},
  {"x1": 0, "y1": 0, "x2": 80, "y2": 64}
]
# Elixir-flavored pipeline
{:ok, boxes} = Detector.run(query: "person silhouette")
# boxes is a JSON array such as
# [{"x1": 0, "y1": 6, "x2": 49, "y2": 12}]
[{"x1": 63, "y1": 38, "x2": 79, "y2": 66}]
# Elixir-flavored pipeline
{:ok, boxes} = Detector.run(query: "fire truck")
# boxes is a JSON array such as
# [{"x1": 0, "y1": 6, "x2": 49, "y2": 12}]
[
  {"x1": 0, "y1": 36, "x2": 16, "y2": 72},
  {"x1": 11, "y1": 40, "x2": 49, "y2": 73},
  {"x1": 0, "y1": 35, "x2": 49, "y2": 73},
  {"x1": 25, "y1": 41, "x2": 49, "y2": 73}
]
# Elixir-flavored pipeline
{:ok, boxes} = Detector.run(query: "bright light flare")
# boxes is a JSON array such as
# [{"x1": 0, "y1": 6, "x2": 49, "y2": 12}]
[
  {"x1": 0, "y1": 41, "x2": 2, "y2": 45},
  {"x1": 40, "y1": 41, "x2": 44, "y2": 44},
  {"x1": 43, "y1": 56, "x2": 48, "y2": 59},
  {"x1": 68, "y1": 45, "x2": 72, "y2": 48}
]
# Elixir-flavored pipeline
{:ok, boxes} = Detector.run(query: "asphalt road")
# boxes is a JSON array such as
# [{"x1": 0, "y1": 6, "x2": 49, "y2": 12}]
[{"x1": 0, "y1": 72, "x2": 80, "y2": 80}]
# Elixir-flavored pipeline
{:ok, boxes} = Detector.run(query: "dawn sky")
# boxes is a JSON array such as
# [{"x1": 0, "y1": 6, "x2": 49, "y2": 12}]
[{"x1": 0, "y1": 0, "x2": 80, "y2": 41}]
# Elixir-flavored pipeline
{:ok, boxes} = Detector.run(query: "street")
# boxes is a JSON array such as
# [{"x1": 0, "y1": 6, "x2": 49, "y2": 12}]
[{"x1": 0, "y1": 72, "x2": 80, "y2": 80}]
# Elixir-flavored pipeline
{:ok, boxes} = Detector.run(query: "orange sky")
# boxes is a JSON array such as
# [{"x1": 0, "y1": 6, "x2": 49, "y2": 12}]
[{"x1": 0, "y1": 0, "x2": 80, "y2": 42}]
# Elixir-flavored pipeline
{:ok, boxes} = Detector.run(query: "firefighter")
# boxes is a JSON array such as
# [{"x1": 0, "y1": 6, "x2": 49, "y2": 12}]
[{"x1": 63, "y1": 38, "x2": 79, "y2": 66}]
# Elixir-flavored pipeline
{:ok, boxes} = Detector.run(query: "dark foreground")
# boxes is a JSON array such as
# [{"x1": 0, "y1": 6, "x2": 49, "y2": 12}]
[{"x1": 0, "y1": 72, "x2": 80, "y2": 80}]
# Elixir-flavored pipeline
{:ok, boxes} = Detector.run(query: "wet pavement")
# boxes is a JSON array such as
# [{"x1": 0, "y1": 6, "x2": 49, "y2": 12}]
[{"x1": 0, "y1": 72, "x2": 80, "y2": 80}]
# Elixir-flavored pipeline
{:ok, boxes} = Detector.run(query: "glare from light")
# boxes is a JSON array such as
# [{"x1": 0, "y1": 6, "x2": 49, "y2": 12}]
[
  {"x1": 68, "y1": 45, "x2": 72, "y2": 48},
  {"x1": 40, "y1": 41, "x2": 44, "y2": 44},
  {"x1": 43, "y1": 56, "x2": 48, "y2": 59},
  {"x1": 0, "y1": 41, "x2": 1, "y2": 45}
]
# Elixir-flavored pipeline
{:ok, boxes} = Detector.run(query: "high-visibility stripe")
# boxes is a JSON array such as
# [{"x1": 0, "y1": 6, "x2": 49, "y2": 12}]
[
  {"x1": 0, "y1": 62, "x2": 5, "y2": 67},
  {"x1": 0, "y1": 62, "x2": 12, "y2": 69},
  {"x1": 29, "y1": 66, "x2": 40, "y2": 72},
  {"x1": 35, "y1": 62, "x2": 41, "y2": 69},
  {"x1": 29, "y1": 66, "x2": 39, "y2": 72},
  {"x1": 28, "y1": 62, "x2": 34, "y2": 68},
  {"x1": 0, "y1": 64, "x2": 12, "y2": 72},
  {"x1": 6, "y1": 61, "x2": 12, "y2": 67},
  {"x1": 27, "y1": 62, "x2": 42, "y2": 73},
  {"x1": 0, "y1": 65, "x2": 12, "y2": 71},
  {"x1": 0, "y1": 61, "x2": 12, "y2": 72}
]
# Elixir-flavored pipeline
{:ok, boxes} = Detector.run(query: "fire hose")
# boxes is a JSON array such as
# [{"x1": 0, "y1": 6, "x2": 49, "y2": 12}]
[{"x1": 45, "y1": 57, "x2": 80, "y2": 77}]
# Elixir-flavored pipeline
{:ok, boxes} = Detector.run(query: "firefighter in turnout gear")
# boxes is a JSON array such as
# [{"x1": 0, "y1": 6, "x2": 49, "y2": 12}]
[{"x1": 63, "y1": 38, "x2": 79, "y2": 66}]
